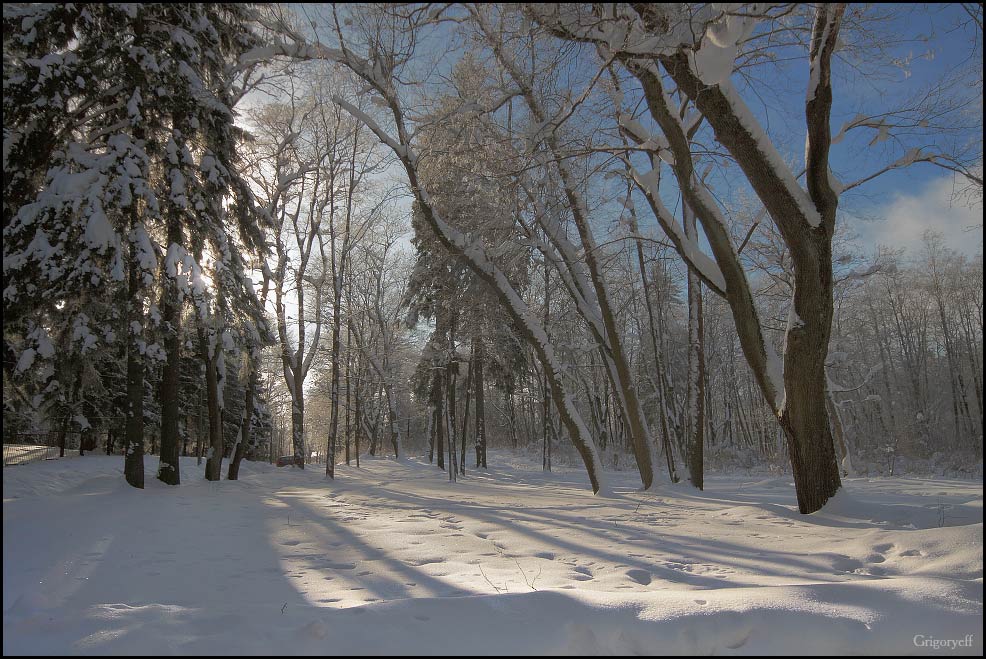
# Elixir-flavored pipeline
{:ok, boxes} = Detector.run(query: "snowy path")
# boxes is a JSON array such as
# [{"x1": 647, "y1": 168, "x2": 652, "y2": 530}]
[{"x1": 3, "y1": 454, "x2": 982, "y2": 654}]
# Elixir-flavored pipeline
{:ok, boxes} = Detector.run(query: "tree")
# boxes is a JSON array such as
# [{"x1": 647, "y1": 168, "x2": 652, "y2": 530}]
[
  {"x1": 3, "y1": 4, "x2": 269, "y2": 486},
  {"x1": 530, "y1": 3, "x2": 980, "y2": 511}
]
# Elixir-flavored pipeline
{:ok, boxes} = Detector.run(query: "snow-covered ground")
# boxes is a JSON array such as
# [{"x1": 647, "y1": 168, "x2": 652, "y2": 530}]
[{"x1": 3, "y1": 453, "x2": 982, "y2": 655}]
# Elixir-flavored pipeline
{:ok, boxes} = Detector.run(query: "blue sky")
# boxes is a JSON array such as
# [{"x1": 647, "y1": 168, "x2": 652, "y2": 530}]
[
  {"x1": 281, "y1": 4, "x2": 982, "y2": 261},
  {"x1": 760, "y1": 3, "x2": 982, "y2": 258}
]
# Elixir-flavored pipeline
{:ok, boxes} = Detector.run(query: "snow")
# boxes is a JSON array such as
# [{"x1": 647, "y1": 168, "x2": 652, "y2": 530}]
[
  {"x1": 626, "y1": 166, "x2": 728, "y2": 293},
  {"x1": 15, "y1": 347, "x2": 36, "y2": 373},
  {"x1": 83, "y1": 207, "x2": 115, "y2": 253},
  {"x1": 761, "y1": 366, "x2": 787, "y2": 425},
  {"x1": 3, "y1": 454, "x2": 981, "y2": 655},
  {"x1": 716, "y1": 81, "x2": 824, "y2": 228},
  {"x1": 679, "y1": 6, "x2": 759, "y2": 87},
  {"x1": 34, "y1": 328, "x2": 55, "y2": 359}
]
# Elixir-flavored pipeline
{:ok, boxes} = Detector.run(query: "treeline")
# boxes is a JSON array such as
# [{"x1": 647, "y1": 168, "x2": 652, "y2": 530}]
[
  {"x1": 3, "y1": 5, "x2": 274, "y2": 485},
  {"x1": 4, "y1": 5, "x2": 982, "y2": 511}
]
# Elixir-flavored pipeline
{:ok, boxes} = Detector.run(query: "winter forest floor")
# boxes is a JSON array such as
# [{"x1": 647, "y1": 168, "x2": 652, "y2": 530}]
[{"x1": 2, "y1": 453, "x2": 982, "y2": 655}]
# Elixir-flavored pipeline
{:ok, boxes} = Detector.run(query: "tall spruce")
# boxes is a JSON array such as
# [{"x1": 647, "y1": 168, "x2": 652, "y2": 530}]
[{"x1": 3, "y1": 4, "x2": 270, "y2": 485}]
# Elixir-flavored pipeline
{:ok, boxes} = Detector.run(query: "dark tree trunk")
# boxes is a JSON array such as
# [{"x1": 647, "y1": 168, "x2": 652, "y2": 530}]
[
  {"x1": 542, "y1": 370, "x2": 551, "y2": 472},
  {"x1": 434, "y1": 369, "x2": 445, "y2": 471},
  {"x1": 228, "y1": 360, "x2": 256, "y2": 480},
  {"x1": 345, "y1": 325, "x2": 352, "y2": 466},
  {"x1": 460, "y1": 349, "x2": 474, "y2": 476},
  {"x1": 195, "y1": 389, "x2": 205, "y2": 465},
  {"x1": 427, "y1": 404, "x2": 436, "y2": 464},
  {"x1": 474, "y1": 339, "x2": 487, "y2": 469},
  {"x1": 124, "y1": 247, "x2": 145, "y2": 489},
  {"x1": 353, "y1": 362, "x2": 362, "y2": 467},
  {"x1": 780, "y1": 228, "x2": 842, "y2": 513},
  {"x1": 201, "y1": 327, "x2": 223, "y2": 482},
  {"x1": 447, "y1": 345, "x2": 458, "y2": 481},
  {"x1": 58, "y1": 416, "x2": 68, "y2": 458},
  {"x1": 157, "y1": 175, "x2": 183, "y2": 485},
  {"x1": 291, "y1": 396, "x2": 305, "y2": 469},
  {"x1": 326, "y1": 312, "x2": 342, "y2": 478},
  {"x1": 685, "y1": 204, "x2": 705, "y2": 490},
  {"x1": 507, "y1": 380, "x2": 518, "y2": 449},
  {"x1": 637, "y1": 238, "x2": 678, "y2": 481},
  {"x1": 542, "y1": 257, "x2": 552, "y2": 472}
]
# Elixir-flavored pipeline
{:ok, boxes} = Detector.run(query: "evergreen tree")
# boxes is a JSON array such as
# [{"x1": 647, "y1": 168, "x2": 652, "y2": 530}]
[{"x1": 3, "y1": 4, "x2": 270, "y2": 486}]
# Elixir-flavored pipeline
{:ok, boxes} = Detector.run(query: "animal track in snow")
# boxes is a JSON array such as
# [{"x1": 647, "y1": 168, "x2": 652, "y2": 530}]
[{"x1": 570, "y1": 565, "x2": 594, "y2": 581}]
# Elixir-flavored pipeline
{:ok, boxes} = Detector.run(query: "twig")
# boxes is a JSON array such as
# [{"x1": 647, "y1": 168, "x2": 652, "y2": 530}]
[
  {"x1": 478, "y1": 564, "x2": 504, "y2": 593},
  {"x1": 513, "y1": 557, "x2": 539, "y2": 591},
  {"x1": 492, "y1": 540, "x2": 539, "y2": 591}
]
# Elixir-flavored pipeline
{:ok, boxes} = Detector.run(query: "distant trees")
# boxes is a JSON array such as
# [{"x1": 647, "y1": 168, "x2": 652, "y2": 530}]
[
  {"x1": 406, "y1": 54, "x2": 531, "y2": 473},
  {"x1": 242, "y1": 62, "x2": 395, "y2": 473},
  {"x1": 256, "y1": 3, "x2": 981, "y2": 509}
]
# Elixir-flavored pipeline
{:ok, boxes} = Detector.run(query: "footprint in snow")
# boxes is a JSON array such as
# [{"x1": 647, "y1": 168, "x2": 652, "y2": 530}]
[{"x1": 570, "y1": 565, "x2": 594, "y2": 581}]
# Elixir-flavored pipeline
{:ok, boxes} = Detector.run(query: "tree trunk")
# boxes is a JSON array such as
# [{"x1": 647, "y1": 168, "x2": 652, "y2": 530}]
[
  {"x1": 228, "y1": 357, "x2": 256, "y2": 480},
  {"x1": 325, "y1": 265, "x2": 344, "y2": 475},
  {"x1": 201, "y1": 325, "x2": 223, "y2": 482},
  {"x1": 326, "y1": 309, "x2": 342, "y2": 477},
  {"x1": 124, "y1": 242, "x2": 145, "y2": 489},
  {"x1": 507, "y1": 380, "x2": 517, "y2": 449},
  {"x1": 447, "y1": 340, "x2": 458, "y2": 482},
  {"x1": 291, "y1": 395, "x2": 305, "y2": 468},
  {"x1": 685, "y1": 203, "x2": 705, "y2": 490},
  {"x1": 542, "y1": 369, "x2": 552, "y2": 471},
  {"x1": 433, "y1": 368, "x2": 445, "y2": 471},
  {"x1": 157, "y1": 218, "x2": 183, "y2": 486},
  {"x1": 353, "y1": 362, "x2": 363, "y2": 467},
  {"x1": 542, "y1": 258, "x2": 552, "y2": 472},
  {"x1": 196, "y1": 388, "x2": 204, "y2": 466},
  {"x1": 346, "y1": 324, "x2": 352, "y2": 466},
  {"x1": 58, "y1": 416, "x2": 68, "y2": 459},
  {"x1": 460, "y1": 348, "x2": 473, "y2": 476},
  {"x1": 474, "y1": 338, "x2": 487, "y2": 469},
  {"x1": 782, "y1": 247, "x2": 842, "y2": 513},
  {"x1": 427, "y1": 403, "x2": 435, "y2": 464}
]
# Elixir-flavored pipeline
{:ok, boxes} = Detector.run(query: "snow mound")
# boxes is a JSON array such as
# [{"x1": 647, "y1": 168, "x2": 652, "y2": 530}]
[{"x1": 3, "y1": 455, "x2": 981, "y2": 655}]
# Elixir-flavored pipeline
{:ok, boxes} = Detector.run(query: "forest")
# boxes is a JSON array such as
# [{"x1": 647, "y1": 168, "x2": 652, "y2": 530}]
[
  {"x1": 2, "y1": 5, "x2": 983, "y2": 654},
  {"x1": 5, "y1": 3, "x2": 981, "y2": 505}
]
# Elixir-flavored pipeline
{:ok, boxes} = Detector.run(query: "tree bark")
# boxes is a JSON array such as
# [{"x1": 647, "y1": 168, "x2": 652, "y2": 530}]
[
  {"x1": 157, "y1": 218, "x2": 183, "y2": 485},
  {"x1": 202, "y1": 330, "x2": 223, "y2": 481},
  {"x1": 460, "y1": 348, "x2": 473, "y2": 475},
  {"x1": 433, "y1": 367, "x2": 445, "y2": 470},
  {"x1": 474, "y1": 338, "x2": 487, "y2": 469},
  {"x1": 228, "y1": 356, "x2": 256, "y2": 480},
  {"x1": 124, "y1": 236, "x2": 145, "y2": 489},
  {"x1": 685, "y1": 203, "x2": 705, "y2": 490}
]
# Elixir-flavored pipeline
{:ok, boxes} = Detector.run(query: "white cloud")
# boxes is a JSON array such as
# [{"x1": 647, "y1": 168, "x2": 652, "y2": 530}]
[{"x1": 854, "y1": 174, "x2": 983, "y2": 256}]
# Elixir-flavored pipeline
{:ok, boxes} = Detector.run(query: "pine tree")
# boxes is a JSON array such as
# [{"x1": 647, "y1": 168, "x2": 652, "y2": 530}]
[{"x1": 3, "y1": 4, "x2": 270, "y2": 486}]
